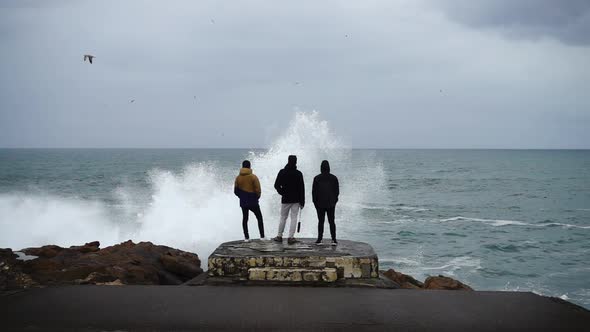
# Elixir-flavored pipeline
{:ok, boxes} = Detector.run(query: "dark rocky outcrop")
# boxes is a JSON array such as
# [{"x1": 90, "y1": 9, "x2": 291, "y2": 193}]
[
  {"x1": 0, "y1": 248, "x2": 38, "y2": 290},
  {"x1": 381, "y1": 268, "x2": 472, "y2": 291},
  {"x1": 382, "y1": 268, "x2": 424, "y2": 289},
  {"x1": 424, "y1": 275, "x2": 473, "y2": 291},
  {"x1": 0, "y1": 240, "x2": 202, "y2": 290}
]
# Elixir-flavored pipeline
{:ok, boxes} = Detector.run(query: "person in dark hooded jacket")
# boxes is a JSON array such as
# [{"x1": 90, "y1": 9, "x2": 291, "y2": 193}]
[
  {"x1": 234, "y1": 160, "x2": 264, "y2": 242},
  {"x1": 312, "y1": 160, "x2": 339, "y2": 245},
  {"x1": 272, "y1": 155, "x2": 305, "y2": 244}
]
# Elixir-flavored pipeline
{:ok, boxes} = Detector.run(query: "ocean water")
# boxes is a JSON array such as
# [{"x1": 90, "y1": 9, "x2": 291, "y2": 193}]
[{"x1": 0, "y1": 113, "x2": 589, "y2": 308}]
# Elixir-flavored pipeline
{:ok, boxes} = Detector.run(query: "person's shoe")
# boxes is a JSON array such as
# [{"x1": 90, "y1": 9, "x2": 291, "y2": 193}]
[
  {"x1": 315, "y1": 239, "x2": 322, "y2": 245},
  {"x1": 331, "y1": 240, "x2": 338, "y2": 246},
  {"x1": 287, "y1": 238, "x2": 299, "y2": 245},
  {"x1": 260, "y1": 237, "x2": 267, "y2": 241},
  {"x1": 272, "y1": 236, "x2": 283, "y2": 243},
  {"x1": 244, "y1": 239, "x2": 250, "y2": 243}
]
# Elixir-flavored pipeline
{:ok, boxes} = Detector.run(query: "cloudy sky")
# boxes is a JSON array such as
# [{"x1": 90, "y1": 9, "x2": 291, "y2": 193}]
[{"x1": 1, "y1": 0, "x2": 589, "y2": 148}]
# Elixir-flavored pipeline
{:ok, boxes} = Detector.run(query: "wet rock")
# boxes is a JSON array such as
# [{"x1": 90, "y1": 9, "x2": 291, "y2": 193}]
[
  {"x1": 22, "y1": 245, "x2": 64, "y2": 259},
  {"x1": 382, "y1": 268, "x2": 424, "y2": 289},
  {"x1": 76, "y1": 272, "x2": 117, "y2": 285},
  {"x1": 1, "y1": 240, "x2": 203, "y2": 289},
  {"x1": 424, "y1": 275, "x2": 473, "y2": 291},
  {"x1": 0, "y1": 248, "x2": 38, "y2": 290},
  {"x1": 96, "y1": 279, "x2": 124, "y2": 286},
  {"x1": 70, "y1": 241, "x2": 100, "y2": 254},
  {"x1": 0, "y1": 248, "x2": 17, "y2": 264},
  {"x1": 160, "y1": 252, "x2": 202, "y2": 278},
  {"x1": 22, "y1": 259, "x2": 65, "y2": 284}
]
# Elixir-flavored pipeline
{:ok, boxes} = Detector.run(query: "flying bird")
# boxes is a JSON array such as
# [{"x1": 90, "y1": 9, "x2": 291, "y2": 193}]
[
  {"x1": 130, "y1": 99, "x2": 135, "y2": 103},
  {"x1": 83, "y1": 54, "x2": 95, "y2": 64},
  {"x1": 210, "y1": 19, "x2": 215, "y2": 24}
]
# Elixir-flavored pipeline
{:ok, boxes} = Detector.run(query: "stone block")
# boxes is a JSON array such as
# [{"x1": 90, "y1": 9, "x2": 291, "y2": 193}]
[
  {"x1": 248, "y1": 268, "x2": 267, "y2": 281},
  {"x1": 302, "y1": 271, "x2": 319, "y2": 282},
  {"x1": 322, "y1": 269, "x2": 338, "y2": 282},
  {"x1": 208, "y1": 239, "x2": 379, "y2": 285},
  {"x1": 361, "y1": 263, "x2": 372, "y2": 278},
  {"x1": 248, "y1": 267, "x2": 338, "y2": 283}
]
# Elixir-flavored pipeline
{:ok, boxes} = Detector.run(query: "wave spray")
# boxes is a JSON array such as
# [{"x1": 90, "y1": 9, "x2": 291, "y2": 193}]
[{"x1": 0, "y1": 112, "x2": 385, "y2": 266}]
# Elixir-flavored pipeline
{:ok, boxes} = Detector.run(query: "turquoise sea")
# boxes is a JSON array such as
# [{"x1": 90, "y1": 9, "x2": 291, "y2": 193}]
[{"x1": 1, "y1": 119, "x2": 589, "y2": 309}]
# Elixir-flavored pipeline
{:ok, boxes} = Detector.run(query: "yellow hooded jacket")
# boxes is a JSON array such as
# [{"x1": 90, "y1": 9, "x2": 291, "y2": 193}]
[{"x1": 234, "y1": 168, "x2": 261, "y2": 207}]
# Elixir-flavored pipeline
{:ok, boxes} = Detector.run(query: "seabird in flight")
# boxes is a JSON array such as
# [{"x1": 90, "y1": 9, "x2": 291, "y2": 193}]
[{"x1": 83, "y1": 54, "x2": 95, "y2": 64}]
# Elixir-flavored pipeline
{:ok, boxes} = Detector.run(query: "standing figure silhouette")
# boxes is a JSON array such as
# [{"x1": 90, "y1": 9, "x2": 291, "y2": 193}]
[{"x1": 312, "y1": 160, "x2": 339, "y2": 245}]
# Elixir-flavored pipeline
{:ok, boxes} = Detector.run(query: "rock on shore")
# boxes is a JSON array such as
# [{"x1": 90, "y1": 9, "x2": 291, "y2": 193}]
[
  {"x1": 382, "y1": 268, "x2": 473, "y2": 290},
  {"x1": 0, "y1": 241, "x2": 203, "y2": 290}
]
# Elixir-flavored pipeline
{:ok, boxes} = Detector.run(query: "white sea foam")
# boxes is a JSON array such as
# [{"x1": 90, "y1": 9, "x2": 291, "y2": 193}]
[
  {"x1": 440, "y1": 216, "x2": 590, "y2": 229},
  {"x1": 537, "y1": 222, "x2": 590, "y2": 230},
  {"x1": 0, "y1": 193, "x2": 121, "y2": 249},
  {"x1": 382, "y1": 254, "x2": 481, "y2": 280},
  {"x1": 14, "y1": 251, "x2": 38, "y2": 261},
  {"x1": 440, "y1": 216, "x2": 529, "y2": 226},
  {"x1": 0, "y1": 111, "x2": 385, "y2": 266},
  {"x1": 380, "y1": 257, "x2": 421, "y2": 266},
  {"x1": 354, "y1": 203, "x2": 429, "y2": 212},
  {"x1": 421, "y1": 256, "x2": 482, "y2": 277}
]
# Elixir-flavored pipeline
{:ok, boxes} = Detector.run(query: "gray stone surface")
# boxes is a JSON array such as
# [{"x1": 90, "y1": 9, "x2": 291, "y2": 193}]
[
  {"x1": 1, "y1": 286, "x2": 588, "y2": 331},
  {"x1": 207, "y1": 239, "x2": 379, "y2": 283},
  {"x1": 210, "y1": 239, "x2": 377, "y2": 257}
]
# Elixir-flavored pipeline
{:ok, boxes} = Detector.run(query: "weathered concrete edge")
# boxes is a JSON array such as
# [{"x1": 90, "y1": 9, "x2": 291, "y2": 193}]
[{"x1": 186, "y1": 272, "x2": 399, "y2": 288}]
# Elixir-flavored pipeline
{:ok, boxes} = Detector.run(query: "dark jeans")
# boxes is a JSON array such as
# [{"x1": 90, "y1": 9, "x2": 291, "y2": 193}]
[
  {"x1": 316, "y1": 206, "x2": 336, "y2": 241},
  {"x1": 241, "y1": 205, "x2": 264, "y2": 239}
]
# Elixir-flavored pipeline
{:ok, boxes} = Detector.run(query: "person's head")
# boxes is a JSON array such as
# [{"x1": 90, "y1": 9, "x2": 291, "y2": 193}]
[
  {"x1": 321, "y1": 160, "x2": 330, "y2": 173},
  {"x1": 287, "y1": 155, "x2": 297, "y2": 166},
  {"x1": 242, "y1": 160, "x2": 251, "y2": 169}
]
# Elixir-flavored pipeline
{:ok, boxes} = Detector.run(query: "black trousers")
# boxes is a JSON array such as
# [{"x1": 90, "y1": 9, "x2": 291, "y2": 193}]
[
  {"x1": 316, "y1": 206, "x2": 336, "y2": 241},
  {"x1": 241, "y1": 205, "x2": 264, "y2": 239}
]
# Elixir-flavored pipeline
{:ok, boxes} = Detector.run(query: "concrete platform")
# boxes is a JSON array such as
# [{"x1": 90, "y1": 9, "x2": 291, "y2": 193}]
[
  {"x1": 207, "y1": 239, "x2": 379, "y2": 284},
  {"x1": 1, "y1": 286, "x2": 588, "y2": 331}
]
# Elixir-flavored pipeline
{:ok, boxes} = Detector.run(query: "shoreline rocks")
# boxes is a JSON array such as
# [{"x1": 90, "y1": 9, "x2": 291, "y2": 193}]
[
  {"x1": 2, "y1": 242, "x2": 472, "y2": 292},
  {"x1": 424, "y1": 275, "x2": 473, "y2": 290},
  {"x1": 1, "y1": 240, "x2": 203, "y2": 290},
  {"x1": 382, "y1": 268, "x2": 473, "y2": 291}
]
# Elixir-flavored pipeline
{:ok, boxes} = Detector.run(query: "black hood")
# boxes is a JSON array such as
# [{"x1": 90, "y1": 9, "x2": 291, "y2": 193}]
[
  {"x1": 321, "y1": 160, "x2": 330, "y2": 174},
  {"x1": 285, "y1": 155, "x2": 297, "y2": 169}
]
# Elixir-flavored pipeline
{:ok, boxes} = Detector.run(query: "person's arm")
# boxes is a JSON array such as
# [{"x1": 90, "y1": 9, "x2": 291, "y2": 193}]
[
  {"x1": 299, "y1": 172, "x2": 305, "y2": 208},
  {"x1": 253, "y1": 175, "x2": 261, "y2": 198},
  {"x1": 334, "y1": 175, "x2": 339, "y2": 203},
  {"x1": 234, "y1": 177, "x2": 240, "y2": 197},
  {"x1": 312, "y1": 176, "x2": 318, "y2": 206},
  {"x1": 274, "y1": 170, "x2": 283, "y2": 195}
]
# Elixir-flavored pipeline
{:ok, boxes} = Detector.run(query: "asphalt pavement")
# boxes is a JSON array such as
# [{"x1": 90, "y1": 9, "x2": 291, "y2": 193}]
[{"x1": 1, "y1": 286, "x2": 588, "y2": 331}]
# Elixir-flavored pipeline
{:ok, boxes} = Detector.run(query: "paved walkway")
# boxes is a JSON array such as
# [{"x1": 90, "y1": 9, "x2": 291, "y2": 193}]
[{"x1": 1, "y1": 286, "x2": 588, "y2": 331}]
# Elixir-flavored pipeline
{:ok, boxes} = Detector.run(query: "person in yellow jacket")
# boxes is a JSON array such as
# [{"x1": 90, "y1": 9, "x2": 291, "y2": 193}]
[{"x1": 234, "y1": 160, "x2": 265, "y2": 242}]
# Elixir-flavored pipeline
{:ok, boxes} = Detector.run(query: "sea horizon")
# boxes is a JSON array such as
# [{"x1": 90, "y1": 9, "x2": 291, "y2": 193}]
[{"x1": 1, "y1": 131, "x2": 589, "y2": 308}]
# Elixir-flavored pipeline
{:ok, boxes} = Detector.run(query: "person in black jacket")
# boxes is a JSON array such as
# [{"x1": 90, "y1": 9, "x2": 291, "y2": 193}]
[
  {"x1": 312, "y1": 160, "x2": 339, "y2": 245},
  {"x1": 272, "y1": 155, "x2": 305, "y2": 245}
]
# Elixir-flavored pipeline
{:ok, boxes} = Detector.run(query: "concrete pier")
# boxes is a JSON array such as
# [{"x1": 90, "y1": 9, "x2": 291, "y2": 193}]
[{"x1": 207, "y1": 239, "x2": 381, "y2": 285}]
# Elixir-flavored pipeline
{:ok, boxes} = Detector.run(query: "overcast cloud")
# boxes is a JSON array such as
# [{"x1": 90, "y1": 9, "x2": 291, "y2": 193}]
[
  {"x1": 434, "y1": 0, "x2": 590, "y2": 46},
  {"x1": 0, "y1": 0, "x2": 589, "y2": 148}
]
